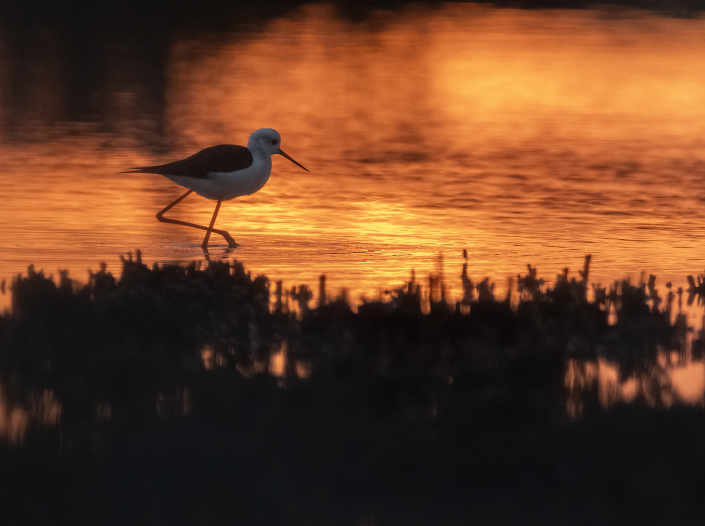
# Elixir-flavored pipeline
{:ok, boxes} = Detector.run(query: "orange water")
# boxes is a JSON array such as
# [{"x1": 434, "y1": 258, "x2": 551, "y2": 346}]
[
  {"x1": 2, "y1": 5, "x2": 705, "y2": 306},
  {"x1": 2, "y1": 5, "x2": 705, "y2": 433}
]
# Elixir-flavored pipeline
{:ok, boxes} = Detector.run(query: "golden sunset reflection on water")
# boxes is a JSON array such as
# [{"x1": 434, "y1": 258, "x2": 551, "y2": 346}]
[
  {"x1": 1, "y1": 3, "x2": 705, "y2": 404},
  {"x1": 2, "y1": 5, "x2": 705, "y2": 309},
  {"x1": 566, "y1": 355, "x2": 705, "y2": 417}
]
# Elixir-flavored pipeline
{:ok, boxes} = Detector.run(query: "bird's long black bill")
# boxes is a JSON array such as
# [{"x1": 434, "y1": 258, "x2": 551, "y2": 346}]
[{"x1": 277, "y1": 149, "x2": 309, "y2": 172}]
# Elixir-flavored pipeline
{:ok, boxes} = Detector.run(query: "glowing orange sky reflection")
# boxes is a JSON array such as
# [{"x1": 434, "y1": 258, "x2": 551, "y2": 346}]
[{"x1": 0, "y1": 5, "x2": 704, "y2": 372}]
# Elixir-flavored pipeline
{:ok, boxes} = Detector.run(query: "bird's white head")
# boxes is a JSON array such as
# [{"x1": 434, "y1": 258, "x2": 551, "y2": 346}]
[
  {"x1": 248, "y1": 128, "x2": 282, "y2": 155},
  {"x1": 247, "y1": 128, "x2": 308, "y2": 172}
]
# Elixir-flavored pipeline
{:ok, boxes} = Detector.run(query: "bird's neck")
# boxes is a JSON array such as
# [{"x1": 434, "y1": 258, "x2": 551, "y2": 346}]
[{"x1": 250, "y1": 147, "x2": 271, "y2": 161}]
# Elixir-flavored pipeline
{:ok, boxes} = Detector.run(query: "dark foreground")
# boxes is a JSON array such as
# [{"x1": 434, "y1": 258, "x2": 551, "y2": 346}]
[{"x1": 1, "y1": 253, "x2": 705, "y2": 525}]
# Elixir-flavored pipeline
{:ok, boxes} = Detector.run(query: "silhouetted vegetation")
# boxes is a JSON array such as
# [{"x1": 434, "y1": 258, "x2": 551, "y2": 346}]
[{"x1": 0, "y1": 253, "x2": 704, "y2": 524}]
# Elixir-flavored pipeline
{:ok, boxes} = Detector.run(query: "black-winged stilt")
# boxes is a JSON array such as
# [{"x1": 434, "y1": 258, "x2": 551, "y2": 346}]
[{"x1": 121, "y1": 128, "x2": 308, "y2": 249}]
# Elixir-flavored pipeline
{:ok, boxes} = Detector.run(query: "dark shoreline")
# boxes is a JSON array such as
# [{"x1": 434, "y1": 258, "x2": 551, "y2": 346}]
[
  {"x1": 1, "y1": 253, "x2": 704, "y2": 524},
  {"x1": 3, "y1": 0, "x2": 704, "y2": 28}
]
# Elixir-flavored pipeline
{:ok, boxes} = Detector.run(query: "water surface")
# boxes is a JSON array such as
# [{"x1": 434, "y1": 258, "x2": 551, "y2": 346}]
[{"x1": 1, "y1": 4, "x2": 705, "y2": 303}]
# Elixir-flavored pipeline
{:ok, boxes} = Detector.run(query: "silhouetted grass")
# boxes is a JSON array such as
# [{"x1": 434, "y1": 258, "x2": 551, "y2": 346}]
[{"x1": 0, "y1": 252, "x2": 704, "y2": 525}]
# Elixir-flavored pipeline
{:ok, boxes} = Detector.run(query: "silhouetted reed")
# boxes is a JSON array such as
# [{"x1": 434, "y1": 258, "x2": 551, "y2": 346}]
[
  {"x1": 0, "y1": 252, "x2": 703, "y2": 525},
  {"x1": 0, "y1": 252, "x2": 693, "y2": 428}
]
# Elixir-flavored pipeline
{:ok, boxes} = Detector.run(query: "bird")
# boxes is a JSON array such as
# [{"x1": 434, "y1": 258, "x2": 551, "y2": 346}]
[{"x1": 120, "y1": 128, "x2": 308, "y2": 249}]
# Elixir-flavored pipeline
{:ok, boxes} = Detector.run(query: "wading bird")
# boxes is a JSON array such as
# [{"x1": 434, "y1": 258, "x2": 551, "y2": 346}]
[{"x1": 121, "y1": 128, "x2": 308, "y2": 249}]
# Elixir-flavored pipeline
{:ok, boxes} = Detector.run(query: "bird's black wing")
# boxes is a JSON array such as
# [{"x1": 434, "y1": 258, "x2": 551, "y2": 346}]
[{"x1": 120, "y1": 144, "x2": 254, "y2": 179}]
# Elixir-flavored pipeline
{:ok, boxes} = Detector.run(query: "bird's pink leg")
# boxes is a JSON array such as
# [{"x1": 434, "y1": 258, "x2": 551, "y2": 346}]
[
  {"x1": 156, "y1": 190, "x2": 237, "y2": 248},
  {"x1": 201, "y1": 200, "x2": 222, "y2": 249}
]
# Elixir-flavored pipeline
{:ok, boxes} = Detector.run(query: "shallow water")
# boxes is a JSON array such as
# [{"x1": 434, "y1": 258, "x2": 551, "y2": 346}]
[
  {"x1": 2, "y1": 5, "x2": 705, "y2": 421},
  {"x1": 1, "y1": 4, "x2": 705, "y2": 304}
]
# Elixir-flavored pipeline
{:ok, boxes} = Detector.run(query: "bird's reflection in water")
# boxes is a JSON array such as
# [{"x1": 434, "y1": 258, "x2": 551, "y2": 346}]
[{"x1": 203, "y1": 246, "x2": 236, "y2": 262}]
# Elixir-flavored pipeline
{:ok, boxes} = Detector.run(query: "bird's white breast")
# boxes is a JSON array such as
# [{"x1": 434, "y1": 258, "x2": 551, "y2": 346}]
[{"x1": 164, "y1": 154, "x2": 272, "y2": 201}]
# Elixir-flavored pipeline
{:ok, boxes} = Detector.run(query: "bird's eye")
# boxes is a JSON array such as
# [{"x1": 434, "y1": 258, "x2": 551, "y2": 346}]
[{"x1": 271, "y1": 139, "x2": 277, "y2": 145}]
